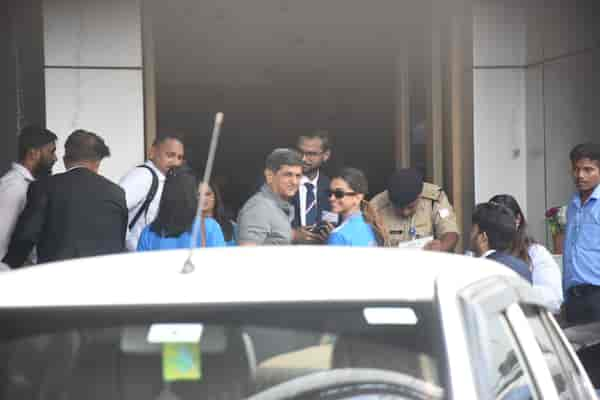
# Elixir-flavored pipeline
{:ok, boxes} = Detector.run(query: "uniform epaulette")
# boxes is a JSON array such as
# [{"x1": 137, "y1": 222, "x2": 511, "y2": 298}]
[{"x1": 421, "y1": 182, "x2": 442, "y2": 201}]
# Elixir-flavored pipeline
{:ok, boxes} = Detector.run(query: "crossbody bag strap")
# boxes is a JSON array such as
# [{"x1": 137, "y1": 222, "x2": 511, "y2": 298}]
[{"x1": 128, "y1": 165, "x2": 159, "y2": 230}]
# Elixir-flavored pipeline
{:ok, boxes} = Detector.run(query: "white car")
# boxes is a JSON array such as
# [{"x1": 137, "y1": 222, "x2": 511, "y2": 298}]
[{"x1": 0, "y1": 247, "x2": 595, "y2": 400}]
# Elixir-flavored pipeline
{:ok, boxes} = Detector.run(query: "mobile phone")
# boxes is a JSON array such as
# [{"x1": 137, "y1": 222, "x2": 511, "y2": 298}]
[{"x1": 308, "y1": 222, "x2": 330, "y2": 234}]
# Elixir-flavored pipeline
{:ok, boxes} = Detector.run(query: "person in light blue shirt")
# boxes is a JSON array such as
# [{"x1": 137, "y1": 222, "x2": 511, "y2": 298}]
[
  {"x1": 325, "y1": 167, "x2": 388, "y2": 247},
  {"x1": 137, "y1": 166, "x2": 225, "y2": 251},
  {"x1": 198, "y1": 180, "x2": 237, "y2": 246},
  {"x1": 138, "y1": 216, "x2": 225, "y2": 250},
  {"x1": 563, "y1": 143, "x2": 600, "y2": 325}
]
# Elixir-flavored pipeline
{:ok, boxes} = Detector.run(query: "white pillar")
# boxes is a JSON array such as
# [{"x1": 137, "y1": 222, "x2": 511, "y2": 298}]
[{"x1": 43, "y1": 0, "x2": 145, "y2": 182}]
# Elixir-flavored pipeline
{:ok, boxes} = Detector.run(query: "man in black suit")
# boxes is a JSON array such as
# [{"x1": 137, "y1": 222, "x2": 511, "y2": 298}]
[
  {"x1": 470, "y1": 202, "x2": 532, "y2": 282},
  {"x1": 291, "y1": 131, "x2": 335, "y2": 243},
  {"x1": 3, "y1": 130, "x2": 127, "y2": 267}
]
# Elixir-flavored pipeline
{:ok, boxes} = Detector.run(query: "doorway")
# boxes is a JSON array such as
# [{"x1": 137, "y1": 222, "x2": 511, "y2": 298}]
[
  {"x1": 147, "y1": 0, "x2": 474, "y2": 247},
  {"x1": 148, "y1": 0, "x2": 415, "y2": 211}
]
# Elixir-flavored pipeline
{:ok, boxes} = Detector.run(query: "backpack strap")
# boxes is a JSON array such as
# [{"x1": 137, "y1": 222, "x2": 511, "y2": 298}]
[{"x1": 128, "y1": 165, "x2": 159, "y2": 231}]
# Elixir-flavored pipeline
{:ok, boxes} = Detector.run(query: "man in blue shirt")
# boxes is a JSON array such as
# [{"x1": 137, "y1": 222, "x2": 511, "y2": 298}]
[{"x1": 563, "y1": 143, "x2": 600, "y2": 325}]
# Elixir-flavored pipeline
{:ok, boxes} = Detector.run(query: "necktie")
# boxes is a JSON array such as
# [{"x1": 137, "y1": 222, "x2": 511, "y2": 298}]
[{"x1": 305, "y1": 182, "x2": 317, "y2": 226}]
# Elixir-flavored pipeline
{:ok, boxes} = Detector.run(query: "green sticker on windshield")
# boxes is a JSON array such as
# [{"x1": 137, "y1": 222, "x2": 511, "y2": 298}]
[{"x1": 162, "y1": 343, "x2": 202, "y2": 382}]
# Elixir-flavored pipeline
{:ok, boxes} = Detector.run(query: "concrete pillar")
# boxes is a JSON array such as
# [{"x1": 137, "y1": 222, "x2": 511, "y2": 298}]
[
  {"x1": 0, "y1": 2, "x2": 18, "y2": 175},
  {"x1": 0, "y1": 0, "x2": 46, "y2": 174},
  {"x1": 445, "y1": 0, "x2": 475, "y2": 252},
  {"x1": 394, "y1": 53, "x2": 411, "y2": 170}
]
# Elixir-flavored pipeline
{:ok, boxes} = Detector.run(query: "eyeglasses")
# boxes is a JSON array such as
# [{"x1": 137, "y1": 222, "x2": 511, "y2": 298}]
[{"x1": 327, "y1": 189, "x2": 358, "y2": 199}]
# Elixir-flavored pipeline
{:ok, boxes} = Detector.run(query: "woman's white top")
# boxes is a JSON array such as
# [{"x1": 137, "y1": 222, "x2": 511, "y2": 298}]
[{"x1": 530, "y1": 244, "x2": 563, "y2": 313}]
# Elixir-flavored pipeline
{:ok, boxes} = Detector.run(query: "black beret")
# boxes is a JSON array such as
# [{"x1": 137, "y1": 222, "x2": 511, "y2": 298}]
[{"x1": 387, "y1": 168, "x2": 423, "y2": 208}]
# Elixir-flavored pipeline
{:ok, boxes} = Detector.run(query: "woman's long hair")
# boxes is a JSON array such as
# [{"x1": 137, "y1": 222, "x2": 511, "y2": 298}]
[
  {"x1": 489, "y1": 194, "x2": 536, "y2": 263},
  {"x1": 201, "y1": 181, "x2": 234, "y2": 242},
  {"x1": 331, "y1": 167, "x2": 389, "y2": 246},
  {"x1": 150, "y1": 166, "x2": 198, "y2": 237}
]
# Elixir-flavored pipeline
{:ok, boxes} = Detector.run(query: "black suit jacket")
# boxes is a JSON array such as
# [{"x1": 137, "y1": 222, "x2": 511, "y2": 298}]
[
  {"x1": 3, "y1": 168, "x2": 127, "y2": 266},
  {"x1": 291, "y1": 173, "x2": 331, "y2": 228},
  {"x1": 487, "y1": 251, "x2": 532, "y2": 283}
]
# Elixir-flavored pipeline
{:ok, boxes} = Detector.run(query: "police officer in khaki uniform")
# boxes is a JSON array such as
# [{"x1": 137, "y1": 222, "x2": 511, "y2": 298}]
[{"x1": 370, "y1": 168, "x2": 459, "y2": 251}]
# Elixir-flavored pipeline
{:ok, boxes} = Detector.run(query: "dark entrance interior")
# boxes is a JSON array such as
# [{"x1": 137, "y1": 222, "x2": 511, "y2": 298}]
[{"x1": 149, "y1": 0, "x2": 431, "y2": 211}]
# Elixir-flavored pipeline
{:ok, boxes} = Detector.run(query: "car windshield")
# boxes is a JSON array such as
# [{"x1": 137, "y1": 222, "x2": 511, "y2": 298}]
[{"x1": 0, "y1": 302, "x2": 446, "y2": 400}]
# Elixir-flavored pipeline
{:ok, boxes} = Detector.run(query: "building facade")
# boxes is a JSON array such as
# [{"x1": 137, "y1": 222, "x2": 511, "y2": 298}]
[{"x1": 2, "y1": 0, "x2": 597, "y2": 249}]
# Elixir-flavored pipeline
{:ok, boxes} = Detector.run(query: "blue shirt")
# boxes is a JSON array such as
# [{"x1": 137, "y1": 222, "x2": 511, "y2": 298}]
[
  {"x1": 327, "y1": 213, "x2": 378, "y2": 247},
  {"x1": 563, "y1": 184, "x2": 600, "y2": 292},
  {"x1": 137, "y1": 217, "x2": 226, "y2": 251}
]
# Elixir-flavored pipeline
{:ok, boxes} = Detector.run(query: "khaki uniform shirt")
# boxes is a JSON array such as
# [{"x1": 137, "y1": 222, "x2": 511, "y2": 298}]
[{"x1": 370, "y1": 183, "x2": 459, "y2": 247}]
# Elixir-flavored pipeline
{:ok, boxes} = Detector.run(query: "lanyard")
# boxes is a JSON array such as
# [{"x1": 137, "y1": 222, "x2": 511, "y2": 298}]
[{"x1": 408, "y1": 214, "x2": 417, "y2": 240}]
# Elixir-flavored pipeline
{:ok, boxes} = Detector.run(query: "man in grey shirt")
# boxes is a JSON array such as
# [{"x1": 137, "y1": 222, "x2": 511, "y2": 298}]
[{"x1": 238, "y1": 148, "x2": 303, "y2": 245}]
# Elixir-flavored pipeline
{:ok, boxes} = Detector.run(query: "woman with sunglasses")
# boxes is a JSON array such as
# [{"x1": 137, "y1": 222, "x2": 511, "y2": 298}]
[
  {"x1": 137, "y1": 166, "x2": 225, "y2": 251},
  {"x1": 489, "y1": 194, "x2": 563, "y2": 313},
  {"x1": 325, "y1": 167, "x2": 389, "y2": 246}
]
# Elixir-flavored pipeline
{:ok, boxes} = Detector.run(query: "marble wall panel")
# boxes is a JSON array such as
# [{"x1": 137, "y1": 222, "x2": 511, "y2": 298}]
[
  {"x1": 474, "y1": 68, "x2": 527, "y2": 212},
  {"x1": 473, "y1": 0, "x2": 528, "y2": 67},
  {"x1": 524, "y1": 0, "x2": 545, "y2": 65},
  {"x1": 45, "y1": 68, "x2": 144, "y2": 182},
  {"x1": 525, "y1": 66, "x2": 547, "y2": 244},
  {"x1": 543, "y1": 49, "x2": 600, "y2": 210},
  {"x1": 542, "y1": 0, "x2": 600, "y2": 61},
  {"x1": 44, "y1": 0, "x2": 141, "y2": 67}
]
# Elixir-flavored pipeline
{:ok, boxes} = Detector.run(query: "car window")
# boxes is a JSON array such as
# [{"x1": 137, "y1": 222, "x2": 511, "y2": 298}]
[
  {"x1": 480, "y1": 311, "x2": 535, "y2": 400},
  {"x1": 0, "y1": 304, "x2": 446, "y2": 400},
  {"x1": 521, "y1": 305, "x2": 570, "y2": 399},
  {"x1": 522, "y1": 305, "x2": 588, "y2": 400}
]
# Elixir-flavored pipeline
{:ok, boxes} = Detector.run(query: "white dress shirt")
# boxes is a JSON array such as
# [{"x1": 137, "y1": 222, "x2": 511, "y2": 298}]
[
  {"x1": 481, "y1": 245, "x2": 562, "y2": 313},
  {"x1": 298, "y1": 171, "x2": 319, "y2": 226},
  {"x1": 119, "y1": 160, "x2": 165, "y2": 251},
  {"x1": 0, "y1": 163, "x2": 35, "y2": 260},
  {"x1": 529, "y1": 244, "x2": 564, "y2": 313}
]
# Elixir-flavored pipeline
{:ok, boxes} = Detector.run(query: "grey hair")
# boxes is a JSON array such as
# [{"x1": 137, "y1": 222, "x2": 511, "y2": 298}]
[{"x1": 265, "y1": 148, "x2": 303, "y2": 172}]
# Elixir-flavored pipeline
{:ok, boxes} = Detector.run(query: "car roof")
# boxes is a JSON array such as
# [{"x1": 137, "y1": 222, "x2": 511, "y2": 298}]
[{"x1": 0, "y1": 247, "x2": 517, "y2": 308}]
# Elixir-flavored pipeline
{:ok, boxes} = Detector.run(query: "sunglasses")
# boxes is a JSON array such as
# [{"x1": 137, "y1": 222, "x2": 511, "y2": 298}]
[{"x1": 327, "y1": 189, "x2": 358, "y2": 199}]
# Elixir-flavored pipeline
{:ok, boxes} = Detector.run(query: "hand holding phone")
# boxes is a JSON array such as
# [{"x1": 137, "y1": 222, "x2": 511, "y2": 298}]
[{"x1": 293, "y1": 226, "x2": 323, "y2": 244}]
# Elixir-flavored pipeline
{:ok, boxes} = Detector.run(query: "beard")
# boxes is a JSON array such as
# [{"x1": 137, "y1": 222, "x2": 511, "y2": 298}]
[
  {"x1": 33, "y1": 161, "x2": 54, "y2": 178},
  {"x1": 302, "y1": 164, "x2": 319, "y2": 176}
]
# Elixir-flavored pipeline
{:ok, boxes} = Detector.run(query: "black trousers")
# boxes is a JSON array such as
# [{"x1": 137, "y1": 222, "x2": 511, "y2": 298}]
[{"x1": 564, "y1": 287, "x2": 600, "y2": 326}]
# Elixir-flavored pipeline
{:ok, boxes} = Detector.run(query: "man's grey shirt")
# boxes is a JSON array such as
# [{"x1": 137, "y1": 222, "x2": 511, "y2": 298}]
[{"x1": 237, "y1": 184, "x2": 294, "y2": 245}]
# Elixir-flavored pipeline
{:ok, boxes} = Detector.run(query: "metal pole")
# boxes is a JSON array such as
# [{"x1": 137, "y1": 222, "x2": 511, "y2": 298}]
[{"x1": 182, "y1": 112, "x2": 224, "y2": 274}]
